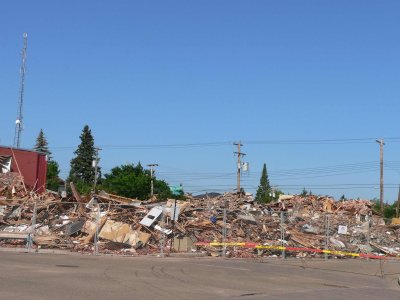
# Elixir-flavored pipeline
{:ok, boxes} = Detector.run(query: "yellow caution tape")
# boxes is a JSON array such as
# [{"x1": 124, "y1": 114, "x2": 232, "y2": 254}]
[
  {"x1": 196, "y1": 242, "x2": 400, "y2": 260},
  {"x1": 255, "y1": 245, "x2": 286, "y2": 251}
]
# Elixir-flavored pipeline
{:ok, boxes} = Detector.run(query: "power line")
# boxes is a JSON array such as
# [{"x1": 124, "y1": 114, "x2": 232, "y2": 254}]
[{"x1": 48, "y1": 137, "x2": 400, "y2": 151}]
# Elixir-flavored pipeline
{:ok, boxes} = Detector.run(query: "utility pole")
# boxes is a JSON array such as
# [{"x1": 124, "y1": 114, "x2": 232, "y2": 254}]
[
  {"x1": 222, "y1": 199, "x2": 228, "y2": 257},
  {"x1": 147, "y1": 164, "x2": 158, "y2": 196},
  {"x1": 376, "y1": 139, "x2": 385, "y2": 212},
  {"x1": 93, "y1": 147, "x2": 101, "y2": 193},
  {"x1": 396, "y1": 185, "x2": 400, "y2": 218},
  {"x1": 14, "y1": 33, "x2": 28, "y2": 148},
  {"x1": 234, "y1": 142, "x2": 246, "y2": 194},
  {"x1": 324, "y1": 214, "x2": 330, "y2": 261}
]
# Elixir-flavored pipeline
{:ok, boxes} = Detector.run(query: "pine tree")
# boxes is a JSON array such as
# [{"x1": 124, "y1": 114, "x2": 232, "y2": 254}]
[
  {"x1": 34, "y1": 129, "x2": 51, "y2": 159},
  {"x1": 255, "y1": 163, "x2": 273, "y2": 203},
  {"x1": 68, "y1": 125, "x2": 98, "y2": 188},
  {"x1": 33, "y1": 129, "x2": 61, "y2": 191}
]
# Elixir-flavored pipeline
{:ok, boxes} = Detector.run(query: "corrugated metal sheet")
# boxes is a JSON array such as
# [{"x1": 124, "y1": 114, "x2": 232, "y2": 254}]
[
  {"x1": 65, "y1": 219, "x2": 85, "y2": 236},
  {"x1": 0, "y1": 146, "x2": 47, "y2": 193}
]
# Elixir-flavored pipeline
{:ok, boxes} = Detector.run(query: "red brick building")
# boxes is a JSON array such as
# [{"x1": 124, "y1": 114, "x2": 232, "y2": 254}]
[{"x1": 0, "y1": 146, "x2": 47, "y2": 193}]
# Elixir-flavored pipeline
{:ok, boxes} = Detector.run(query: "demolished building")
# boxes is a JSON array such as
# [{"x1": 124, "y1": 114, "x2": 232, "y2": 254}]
[
  {"x1": 0, "y1": 176, "x2": 399, "y2": 259},
  {"x1": 0, "y1": 146, "x2": 47, "y2": 193}
]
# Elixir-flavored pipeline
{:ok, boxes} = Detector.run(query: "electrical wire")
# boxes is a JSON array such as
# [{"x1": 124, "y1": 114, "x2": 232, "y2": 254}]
[{"x1": 50, "y1": 137, "x2": 400, "y2": 151}]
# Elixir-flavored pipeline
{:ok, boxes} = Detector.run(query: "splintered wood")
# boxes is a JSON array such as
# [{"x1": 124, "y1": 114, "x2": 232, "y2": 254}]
[{"x1": 0, "y1": 178, "x2": 399, "y2": 258}]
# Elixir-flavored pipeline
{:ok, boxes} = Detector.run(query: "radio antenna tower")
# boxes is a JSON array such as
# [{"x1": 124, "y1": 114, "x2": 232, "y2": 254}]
[{"x1": 14, "y1": 32, "x2": 28, "y2": 148}]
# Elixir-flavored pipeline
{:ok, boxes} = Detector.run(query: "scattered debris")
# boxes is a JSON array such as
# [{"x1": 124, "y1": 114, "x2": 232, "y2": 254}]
[{"x1": 0, "y1": 175, "x2": 399, "y2": 258}]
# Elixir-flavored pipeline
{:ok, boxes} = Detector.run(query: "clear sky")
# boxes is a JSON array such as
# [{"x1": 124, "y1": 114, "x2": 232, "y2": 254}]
[{"x1": 1, "y1": 1, "x2": 400, "y2": 201}]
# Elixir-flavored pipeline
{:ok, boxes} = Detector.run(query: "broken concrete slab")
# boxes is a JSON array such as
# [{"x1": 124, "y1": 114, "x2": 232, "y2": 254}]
[
  {"x1": 173, "y1": 236, "x2": 194, "y2": 252},
  {"x1": 99, "y1": 220, "x2": 143, "y2": 247},
  {"x1": 138, "y1": 231, "x2": 151, "y2": 245},
  {"x1": 237, "y1": 214, "x2": 257, "y2": 224},
  {"x1": 301, "y1": 224, "x2": 321, "y2": 234}
]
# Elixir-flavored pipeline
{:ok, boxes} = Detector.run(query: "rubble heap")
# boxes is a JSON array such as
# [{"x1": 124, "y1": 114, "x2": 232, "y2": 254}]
[{"x1": 1, "y1": 175, "x2": 399, "y2": 258}]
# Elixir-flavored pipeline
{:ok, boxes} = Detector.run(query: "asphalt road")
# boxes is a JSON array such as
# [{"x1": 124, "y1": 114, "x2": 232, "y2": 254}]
[{"x1": 0, "y1": 252, "x2": 399, "y2": 299}]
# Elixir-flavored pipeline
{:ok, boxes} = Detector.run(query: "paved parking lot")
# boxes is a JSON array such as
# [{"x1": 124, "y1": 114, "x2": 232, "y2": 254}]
[{"x1": 0, "y1": 251, "x2": 399, "y2": 299}]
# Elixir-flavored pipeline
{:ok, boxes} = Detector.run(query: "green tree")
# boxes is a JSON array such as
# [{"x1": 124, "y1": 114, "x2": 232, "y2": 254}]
[
  {"x1": 68, "y1": 125, "x2": 98, "y2": 193},
  {"x1": 371, "y1": 198, "x2": 396, "y2": 219},
  {"x1": 33, "y1": 129, "x2": 61, "y2": 191},
  {"x1": 383, "y1": 204, "x2": 396, "y2": 219},
  {"x1": 255, "y1": 163, "x2": 274, "y2": 203},
  {"x1": 46, "y1": 160, "x2": 60, "y2": 191},
  {"x1": 34, "y1": 129, "x2": 51, "y2": 159},
  {"x1": 101, "y1": 163, "x2": 173, "y2": 200},
  {"x1": 371, "y1": 198, "x2": 383, "y2": 213},
  {"x1": 301, "y1": 188, "x2": 308, "y2": 197}
]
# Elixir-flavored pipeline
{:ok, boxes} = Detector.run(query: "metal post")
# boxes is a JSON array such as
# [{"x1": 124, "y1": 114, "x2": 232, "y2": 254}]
[
  {"x1": 171, "y1": 199, "x2": 177, "y2": 250},
  {"x1": 222, "y1": 207, "x2": 227, "y2": 257},
  {"x1": 160, "y1": 209, "x2": 165, "y2": 257},
  {"x1": 396, "y1": 185, "x2": 400, "y2": 218},
  {"x1": 94, "y1": 203, "x2": 100, "y2": 255},
  {"x1": 367, "y1": 213, "x2": 372, "y2": 261},
  {"x1": 27, "y1": 201, "x2": 37, "y2": 252},
  {"x1": 280, "y1": 211, "x2": 285, "y2": 259},
  {"x1": 325, "y1": 214, "x2": 330, "y2": 260},
  {"x1": 14, "y1": 33, "x2": 28, "y2": 148}
]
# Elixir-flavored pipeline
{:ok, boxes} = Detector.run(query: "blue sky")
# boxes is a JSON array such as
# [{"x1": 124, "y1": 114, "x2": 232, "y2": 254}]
[{"x1": 1, "y1": 1, "x2": 400, "y2": 201}]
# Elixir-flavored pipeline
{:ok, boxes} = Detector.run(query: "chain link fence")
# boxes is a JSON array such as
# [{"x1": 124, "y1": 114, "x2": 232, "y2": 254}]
[{"x1": 0, "y1": 200, "x2": 399, "y2": 260}]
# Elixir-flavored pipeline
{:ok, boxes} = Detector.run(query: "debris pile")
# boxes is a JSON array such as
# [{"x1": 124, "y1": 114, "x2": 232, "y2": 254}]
[{"x1": 1, "y1": 176, "x2": 399, "y2": 258}]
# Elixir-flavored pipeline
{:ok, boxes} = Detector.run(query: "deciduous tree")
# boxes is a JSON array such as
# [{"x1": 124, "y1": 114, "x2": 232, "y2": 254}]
[{"x1": 101, "y1": 163, "x2": 173, "y2": 200}]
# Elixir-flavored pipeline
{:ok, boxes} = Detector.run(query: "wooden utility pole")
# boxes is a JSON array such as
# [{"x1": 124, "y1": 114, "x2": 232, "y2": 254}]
[
  {"x1": 93, "y1": 147, "x2": 101, "y2": 193},
  {"x1": 234, "y1": 142, "x2": 246, "y2": 194},
  {"x1": 376, "y1": 139, "x2": 385, "y2": 212},
  {"x1": 396, "y1": 185, "x2": 400, "y2": 218},
  {"x1": 147, "y1": 164, "x2": 158, "y2": 196}
]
